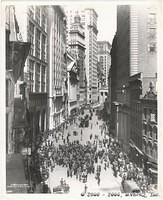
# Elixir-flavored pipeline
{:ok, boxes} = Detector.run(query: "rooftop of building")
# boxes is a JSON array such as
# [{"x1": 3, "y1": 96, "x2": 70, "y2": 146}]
[
  {"x1": 97, "y1": 41, "x2": 112, "y2": 48},
  {"x1": 53, "y1": 5, "x2": 66, "y2": 18},
  {"x1": 85, "y1": 8, "x2": 98, "y2": 17}
]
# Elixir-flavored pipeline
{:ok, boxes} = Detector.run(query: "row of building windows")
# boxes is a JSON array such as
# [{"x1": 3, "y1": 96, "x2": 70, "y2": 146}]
[
  {"x1": 148, "y1": 12, "x2": 157, "y2": 53},
  {"x1": 28, "y1": 6, "x2": 47, "y2": 32},
  {"x1": 99, "y1": 55, "x2": 107, "y2": 60},
  {"x1": 100, "y1": 92, "x2": 107, "y2": 96},
  {"x1": 98, "y1": 47, "x2": 110, "y2": 53},
  {"x1": 28, "y1": 59, "x2": 46, "y2": 93},
  {"x1": 28, "y1": 20, "x2": 47, "y2": 61}
]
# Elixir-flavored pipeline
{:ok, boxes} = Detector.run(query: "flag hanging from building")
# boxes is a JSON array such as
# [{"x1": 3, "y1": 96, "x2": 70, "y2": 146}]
[
  {"x1": 14, "y1": 13, "x2": 23, "y2": 41},
  {"x1": 8, "y1": 41, "x2": 31, "y2": 82}
]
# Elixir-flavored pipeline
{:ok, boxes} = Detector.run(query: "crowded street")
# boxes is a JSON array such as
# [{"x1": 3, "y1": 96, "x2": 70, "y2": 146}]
[
  {"x1": 31, "y1": 107, "x2": 157, "y2": 196},
  {"x1": 47, "y1": 109, "x2": 122, "y2": 197},
  {"x1": 5, "y1": 4, "x2": 159, "y2": 197}
]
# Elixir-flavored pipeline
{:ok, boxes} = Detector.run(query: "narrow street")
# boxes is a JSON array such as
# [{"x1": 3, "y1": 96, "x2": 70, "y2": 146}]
[
  {"x1": 47, "y1": 110, "x2": 122, "y2": 197},
  {"x1": 5, "y1": 4, "x2": 158, "y2": 196}
]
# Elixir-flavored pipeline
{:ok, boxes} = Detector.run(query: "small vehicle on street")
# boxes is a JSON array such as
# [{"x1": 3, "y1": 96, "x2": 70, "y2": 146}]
[
  {"x1": 53, "y1": 183, "x2": 70, "y2": 194},
  {"x1": 121, "y1": 180, "x2": 140, "y2": 193}
]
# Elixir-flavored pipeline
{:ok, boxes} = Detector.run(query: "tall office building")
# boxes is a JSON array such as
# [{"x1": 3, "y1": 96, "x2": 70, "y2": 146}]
[
  {"x1": 97, "y1": 41, "x2": 111, "y2": 105},
  {"x1": 84, "y1": 9, "x2": 98, "y2": 104},
  {"x1": 65, "y1": 8, "x2": 98, "y2": 104},
  {"x1": 47, "y1": 6, "x2": 67, "y2": 130},
  {"x1": 129, "y1": 5, "x2": 158, "y2": 180},
  {"x1": 110, "y1": 5, "x2": 158, "y2": 150},
  {"x1": 69, "y1": 14, "x2": 86, "y2": 105},
  {"x1": 110, "y1": 5, "x2": 158, "y2": 179},
  {"x1": 13, "y1": 5, "x2": 49, "y2": 150},
  {"x1": 97, "y1": 41, "x2": 111, "y2": 88},
  {"x1": 65, "y1": 9, "x2": 85, "y2": 48},
  {"x1": 110, "y1": 5, "x2": 130, "y2": 153}
]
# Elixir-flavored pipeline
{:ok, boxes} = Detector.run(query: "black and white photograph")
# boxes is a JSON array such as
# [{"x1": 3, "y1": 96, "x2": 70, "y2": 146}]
[{"x1": 2, "y1": 0, "x2": 162, "y2": 199}]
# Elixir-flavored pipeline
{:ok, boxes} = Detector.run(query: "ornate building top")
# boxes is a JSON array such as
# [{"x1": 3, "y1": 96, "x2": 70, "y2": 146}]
[
  {"x1": 143, "y1": 81, "x2": 157, "y2": 100},
  {"x1": 74, "y1": 13, "x2": 81, "y2": 24}
]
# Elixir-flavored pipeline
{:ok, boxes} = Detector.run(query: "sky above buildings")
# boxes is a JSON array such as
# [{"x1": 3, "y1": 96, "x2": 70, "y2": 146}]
[
  {"x1": 64, "y1": 4, "x2": 117, "y2": 45},
  {"x1": 93, "y1": 5, "x2": 117, "y2": 44},
  {"x1": 14, "y1": 4, "x2": 117, "y2": 45}
]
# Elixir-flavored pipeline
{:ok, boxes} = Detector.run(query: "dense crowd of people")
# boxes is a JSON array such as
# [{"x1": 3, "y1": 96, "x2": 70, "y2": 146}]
[
  {"x1": 26, "y1": 107, "x2": 156, "y2": 194},
  {"x1": 107, "y1": 138, "x2": 153, "y2": 193},
  {"x1": 38, "y1": 136, "x2": 108, "y2": 187}
]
